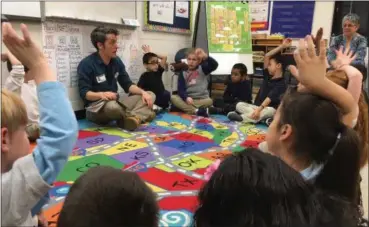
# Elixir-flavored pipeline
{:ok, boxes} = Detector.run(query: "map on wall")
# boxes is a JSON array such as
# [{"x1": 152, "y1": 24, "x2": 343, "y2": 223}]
[{"x1": 206, "y1": 2, "x2": 252, "y2": 54}]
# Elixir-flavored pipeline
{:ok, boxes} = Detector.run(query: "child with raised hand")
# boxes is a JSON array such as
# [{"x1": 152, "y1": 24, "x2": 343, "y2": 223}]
[
  {"x1": 1, "y1": 22, "x2": 78, "y2": 226},
  {"x1": 58, "y1": 166, "x2": 159, "y2": 227},
  {"x1": 1, "y1": 51, "x2": 40, "y2": 141},
  {"x1": 266, "y1": 35, "x2": 361, "y2": 207},
  {"x1": 227, "y1": 39, "x2": 290, "y2": 123},
  {"x1": 138, "y1": 44, "x2": 171, "y2": 111},
  {"x1": 170, "y1": 48, "x2": 218, "y2": 117},
  {"x1": 196, "y1": 148, "x2": 361, "y2": 227},
  {"x1": 293, "y1": 46, "x2": 368, "y2": 169},
  {"x1": 208, "y1": 63, "x2": 252, "y2": 115}
]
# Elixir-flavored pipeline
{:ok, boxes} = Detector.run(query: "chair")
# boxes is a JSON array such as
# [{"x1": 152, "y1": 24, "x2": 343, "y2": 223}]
[{"x1": 174, "y1": 48, "x2": 191, "y2": 63}]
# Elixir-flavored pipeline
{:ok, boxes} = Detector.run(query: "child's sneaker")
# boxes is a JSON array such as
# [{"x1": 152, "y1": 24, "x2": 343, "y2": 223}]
[
  {"x1": 227, "y1": 111, "x2": 243, "y2": 122},
  {"x1": 261, "y1": 117, "x2": 273, "y2": 126},
  {"x1": 208, "y1": 106, "x2": 223, "y2": 115},
  {"x1": 196, "y1": 107, "x2": 209, "y2": 117},
  {"x1": 117, "y1": 116, "x2": 141, "y2": 131},
  {"x1": 153, "y1": 104, "x2": 162, "y2": 114}
]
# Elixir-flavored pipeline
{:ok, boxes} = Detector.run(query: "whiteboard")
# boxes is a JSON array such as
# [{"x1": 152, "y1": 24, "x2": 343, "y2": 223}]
[
  {"x1": 2, "y1": 2, "x2": 41, "y2": 18},
  {"x1": 210, "y1": 53, "x2": 254, "y2": 75},
  {"x1": 41, "y1": 21, "x2": 143, "y2": 111},
  {"x1": 45, "y1": 2, "x2": 136, "y2": 24}
]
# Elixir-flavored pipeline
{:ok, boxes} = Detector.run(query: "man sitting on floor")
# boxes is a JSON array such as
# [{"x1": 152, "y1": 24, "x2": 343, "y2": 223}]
[{"x1": 78, "y1": 26, "x2": 156, "y2": 131}]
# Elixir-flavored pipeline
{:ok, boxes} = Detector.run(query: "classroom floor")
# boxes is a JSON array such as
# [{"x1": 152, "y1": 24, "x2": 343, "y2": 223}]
[
  {"x1": 38, "y1": 112, "x2": 368, "y2": 226},
  {"x1": 41, "y1": 112, "x2": 268, "y2": 226}
]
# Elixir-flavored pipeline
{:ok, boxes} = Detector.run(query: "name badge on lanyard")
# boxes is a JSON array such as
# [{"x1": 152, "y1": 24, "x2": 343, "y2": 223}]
[{"x1": 96, "y1": 74, "x2": 106, "y2": 83}]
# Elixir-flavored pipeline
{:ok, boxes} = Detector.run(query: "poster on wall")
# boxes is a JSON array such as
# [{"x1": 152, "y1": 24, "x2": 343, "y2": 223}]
[
  {"x1": 206, "y1": 2, "x2": 252, "y2": 53},
  {"x1": 176, "y1": 2, "x2": 189, "y2": 18},
  {"x1": 249, "y1": 0, "x2": 270, "y2": 31},
  {"x1": 271, "y1": 1, "x2": 315, "y2": 38},
  {"x1": 149, "y1": 2, "x2": 175, "y2": 25}
]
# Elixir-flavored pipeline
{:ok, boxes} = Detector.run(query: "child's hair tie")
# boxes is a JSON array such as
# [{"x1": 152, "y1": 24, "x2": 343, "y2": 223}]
[
  {"x1": 328, "y1": 133, "x2": 341, "y2": 156},
  {"x1": 204, "y1": 159, "x2": 221, "y2": 181}
]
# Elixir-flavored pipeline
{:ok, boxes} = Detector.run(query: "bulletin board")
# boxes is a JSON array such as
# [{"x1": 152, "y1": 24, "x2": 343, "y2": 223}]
[
  {"x1": 271, "y1": 1, "x2": 315, "y2": 38},
  {"x1": 143, "y1": 1, "x2": 193, "y2": 35},
  {"x1": 206, "y1": 2, "x2": 252, "y2": 54}
]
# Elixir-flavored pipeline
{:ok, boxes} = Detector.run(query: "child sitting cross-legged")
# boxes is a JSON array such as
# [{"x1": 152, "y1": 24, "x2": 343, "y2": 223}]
[
  {"x1": 57, "y1": 166, "x2": 159, "y2": 227},
  {"x1": 208, "y1": 63, "x2": 252, "y2": 115},
  {"x1": 1, "y1": 22, "x2": 78, "y2": 226},
  {"x1": 228, "y1": 40, "x2": 291, "y2": 123},
  {"x1": 138, "y1": 45, "x2": 171, "y2": 111},
  {"x1": 170, "y1": 48, "x2": 218, "y2": 117}
]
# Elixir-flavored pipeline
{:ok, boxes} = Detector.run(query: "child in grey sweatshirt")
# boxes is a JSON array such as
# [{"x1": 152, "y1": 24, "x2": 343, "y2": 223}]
[
  {"x1": 170, "y1": 48, "x2": 218, "y2": 116},
  {"x1": 1, "y1": 22, "x2": 78, "y2": 226}
]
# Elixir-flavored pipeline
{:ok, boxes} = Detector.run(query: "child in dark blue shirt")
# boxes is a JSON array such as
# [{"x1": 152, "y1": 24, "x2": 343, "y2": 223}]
[
  {"x1": 228, "y1": 52, "x2": 288, "y2": 123},
  {"x1": 209, "y1": 63, "x2": 252, "y2": 115},
  {"x1": 138, "y1": 45, "x2": 170, "y2": 110}
]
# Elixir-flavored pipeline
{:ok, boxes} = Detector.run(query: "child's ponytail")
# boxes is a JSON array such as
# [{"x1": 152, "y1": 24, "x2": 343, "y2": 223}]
[{"x1": 315, "y1": 125, "x2": 361, "y2": 204}]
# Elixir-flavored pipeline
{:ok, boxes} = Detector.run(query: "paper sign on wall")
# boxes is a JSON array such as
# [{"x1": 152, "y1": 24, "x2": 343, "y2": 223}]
[{"x1": 149, "y1": 1, "x2": 175, "y2": 25}]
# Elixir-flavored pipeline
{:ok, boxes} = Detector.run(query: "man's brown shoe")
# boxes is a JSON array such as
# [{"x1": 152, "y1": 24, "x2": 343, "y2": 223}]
[
  {"x1": 145, "y1": 111, "x2": 156, "y2": 123},
  {"x1": 117, "y1": 116, "x2": 141, "y2": 131}
]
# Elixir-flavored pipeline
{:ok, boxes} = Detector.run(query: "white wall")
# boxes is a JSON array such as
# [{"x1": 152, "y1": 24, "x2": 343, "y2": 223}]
[{"x1": 45, "y1": 2, "x2": 136, "y2": 24}]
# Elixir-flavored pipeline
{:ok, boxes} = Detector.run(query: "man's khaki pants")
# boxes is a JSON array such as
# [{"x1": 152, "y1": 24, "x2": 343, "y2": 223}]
[
  {"x1": 86, "y1": 92, "x2": 156, "y2": 124},
  {"x1": 170, "y1": 95, "x2": 213, "y2": 114}
]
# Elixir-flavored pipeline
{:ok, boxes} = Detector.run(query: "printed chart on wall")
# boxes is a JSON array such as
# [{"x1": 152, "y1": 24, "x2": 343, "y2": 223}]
[
  {"x1": 42, "y1": 23, "x2": 83, "y2": 88},
  {"x1": 249, "y1": 0, "x2": 270, "y2": 31},
  {"x1": 41, "y1": 21, "x2": 143, "y2": 90},
  {"x1": 206, "y1": 2, "x2": 252, "y2": 53}
]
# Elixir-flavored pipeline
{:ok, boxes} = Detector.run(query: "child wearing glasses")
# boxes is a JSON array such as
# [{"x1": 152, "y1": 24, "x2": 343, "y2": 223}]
[{"x1": 138, "y1": 45, "x2": 170, "y2": 110}]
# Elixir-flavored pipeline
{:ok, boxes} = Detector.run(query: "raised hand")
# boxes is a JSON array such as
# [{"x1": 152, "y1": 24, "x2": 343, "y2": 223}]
[
  {"x1": 1, "y1": 53, "x2": 8, "y2": 62},
  {"x1": 293, "y1": 35, "x2": 327, "y2": 90},
  {"x1": 142, "y1": 44, "x2": 152, "y2": 54},
  {"x1": 2, "y1": 22, "x2": 55, "y2": 84},
  {"x1": 334, "y1": 46, "x2": 356, "y2": 68},
  {"x1": 2, "y1": 23, "x2": 46, "y2": 70},
  {"x1": 281, "y1": 38, "x2": 292, "y2": 48},
  {"x1": 312, "y1": 27, "x2": 323, "y2": 53},
  {"x1": 195, "y1": 48, "x2": 207, "y2": 61}
]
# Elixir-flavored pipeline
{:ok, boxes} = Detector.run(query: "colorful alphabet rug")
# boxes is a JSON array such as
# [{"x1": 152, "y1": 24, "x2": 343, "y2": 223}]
[{"x1": 42, "y1": 112, "x2": 268, "y2": 226}]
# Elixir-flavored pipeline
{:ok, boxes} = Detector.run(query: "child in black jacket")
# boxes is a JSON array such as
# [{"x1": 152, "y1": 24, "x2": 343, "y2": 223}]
[{"x1": 209, "y1": 63, "x2": 252, "y2": 115}]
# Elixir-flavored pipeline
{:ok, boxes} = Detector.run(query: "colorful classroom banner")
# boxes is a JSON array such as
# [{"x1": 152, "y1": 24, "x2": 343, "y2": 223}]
[
  {"x1": 206, "y1": 2, "x2": 252, "y2": 54},
  {"x1": 249, "y1": 0, "x2": 270, "y2": 31},
  {"x1": 271, "y1": 1, "x2": 315, "y2": 38}
]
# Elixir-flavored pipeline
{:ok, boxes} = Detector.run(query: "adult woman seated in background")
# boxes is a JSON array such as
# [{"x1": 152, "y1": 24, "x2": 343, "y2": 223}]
[{"x1": 327, "y1": 13, "x2": 367, "y2": 68}]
